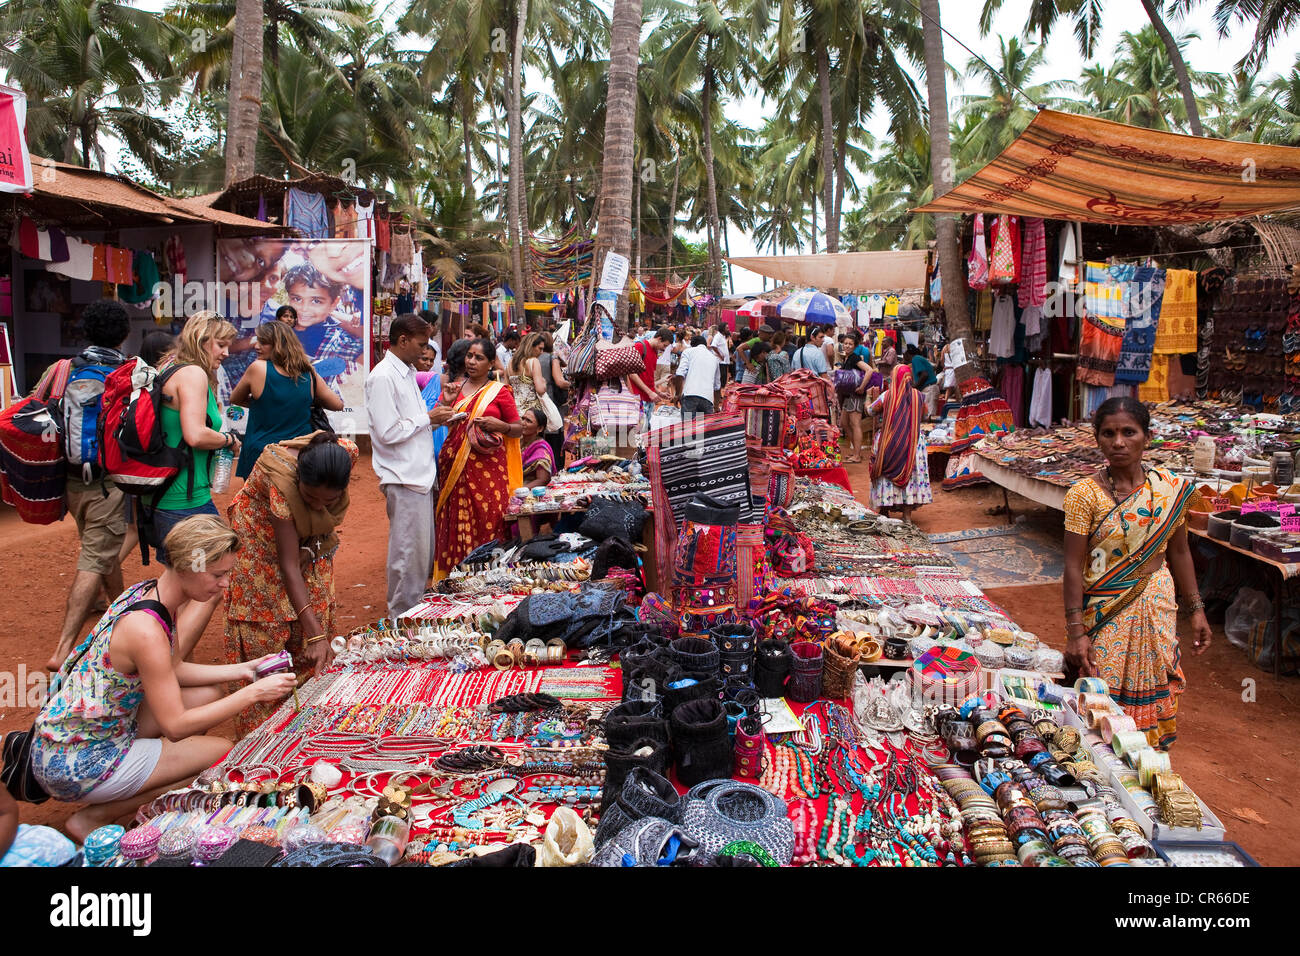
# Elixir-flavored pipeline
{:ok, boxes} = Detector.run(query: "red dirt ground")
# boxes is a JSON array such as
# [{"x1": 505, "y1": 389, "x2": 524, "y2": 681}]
[{"x1": 2, "y1": 452, "x2": 1295, "y2": 864}]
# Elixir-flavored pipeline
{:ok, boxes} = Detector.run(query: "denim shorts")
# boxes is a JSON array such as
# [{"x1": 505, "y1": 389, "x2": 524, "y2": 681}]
[{"x1": 144, "y1": 500, "x2": 220, "y2": 567}]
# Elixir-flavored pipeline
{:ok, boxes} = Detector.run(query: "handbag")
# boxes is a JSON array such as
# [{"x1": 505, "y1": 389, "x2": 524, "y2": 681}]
[
  {"x1": 2, "y1": 724, "x2": 50, "y2": 804},
  {"x1": 310, "y1": 404, "x2": 335, "y2": 433},
  {"x1": 569, "y1": 313, "x2": 600, "y2": 378},
  {"x1": 538, "y1": 392, "x2": 563, "y2": 433},
  {"x1": 595, "y1": 345, "x2": 646, "y2": 381},
  {"x1": 579, "y1": 496, "x2": 647, "y2": 541},
  {"x1": 832, "y1": 368, "x2": 863, "y2": 397}
]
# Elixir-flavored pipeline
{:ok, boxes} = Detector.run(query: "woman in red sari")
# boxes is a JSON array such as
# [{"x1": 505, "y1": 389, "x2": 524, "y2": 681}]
[{"x1": 433, "y1": 338, "x2": 523, "y2": 580}]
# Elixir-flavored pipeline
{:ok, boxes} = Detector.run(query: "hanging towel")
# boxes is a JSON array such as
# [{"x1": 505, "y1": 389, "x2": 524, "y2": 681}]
[
  {"x1": 1153, "y1": 269, "x2": 1197, "y2": 354},
  {"x1": 1058, "y1": 223, "x2": 1080, "y2": 285},
  {"x1": 90, "y1": 244, "x2": 108, "y2": 282},
  {"x1": 104, "y1": 247, "x2": 133, "y2": 285},
  {"x1": 1018, "y1": 218, "x2": 1046, "y2": 307},
  {"x1": 354, "y1": 198, "x2": 375, "y2": 242},
  {"x1": 46, "y1": 228, "x2": 69, "y2": 264},
  {"x1": 1138, "y1": 356, "x2": 1171, "y2": 403},
  {"x1": 118, "y1": 250, "x2": 161, "y2": 304},
  {"x1": 375, "y1": 215, "x2": 391, "y2": 252},
  {"x1": 967, "y1": 214, "x2": 989, "y2": 291},
  {"x1": 286, "y1": 187, "x2": 330, "y2": 238},
  {"x1": 1029, "y1": 366, "x2": 1052, "y2": 427},
  {"x1": 46, "y1": 237, "x2": 95, "y2": 281}
]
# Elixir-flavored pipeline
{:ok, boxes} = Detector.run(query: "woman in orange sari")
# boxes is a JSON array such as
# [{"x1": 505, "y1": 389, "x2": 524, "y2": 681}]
[
  {"x1": 1063, "y1": 398, "x2": 1211, "y2": 750},
  {"x1": 433, "y1": 338, "x2": 523, "y2": 580}
]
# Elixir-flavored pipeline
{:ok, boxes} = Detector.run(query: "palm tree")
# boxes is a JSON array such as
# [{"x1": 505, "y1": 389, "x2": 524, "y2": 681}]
[
  {"x1": 1193, "y1": 0, "x2": 1300, "y2": 72},
  {"x1": 594, "y1": 0, "x2": 643, "y2": 323},
  {"x1": 1099, "y1": 25, "x2": 1226, "y2": 132},
  {"x1": 957, "y1": 36, "x2": 1065, "y2": 166},
  {"x1": 0, "y1": 0, "x2": 183, "y2": 172},
  {"x1": 225, "y1": 0, "x2": 263, "y2": 183},
  {"x1": 919, "y1": 0, "x2": 972, "y2": 352},
  {"x1": 649, "y1": 1, "x2": 756, "y2": 298},
  {"x1": 981, "y1": 0, "x2": 1209, "y2": 135}
]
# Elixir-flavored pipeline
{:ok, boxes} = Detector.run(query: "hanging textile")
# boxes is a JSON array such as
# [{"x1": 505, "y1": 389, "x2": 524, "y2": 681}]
[
  {"x1": 355, "y1": 198, "x2": 375, "y2": 242},
  {"x1": 1138, "y1": 355, "x2": 1171, "y2": 403},
  {"x1": 1059, "y1": 223, "x2": 1080, "y2": 285},
  {"x1": 1077, "y1": 314, "x2": 1124, "y2": 386},
  {"x1": 375, "y1": 215, "x2": 391, "y2": 253},
  {"x1": 1113, "y1": 264, "x2": 1163, "y2": 385},
  {"x1": 1153, "y1": 269, "x2": 1198, "y2": 354},
  {"x1": 333, "y1": 200, "x2": 355, "y2": 239},
  {"x1": 989, "y1": 294, "x2": 1016, "y2": 358},
  {"x1": 118, "y1": 250, "x2": 160, "y2": 304},
  {"x1": 1029, "y1": 366, "x2": 1052, "y2": 427},
  {"x1": 988, "y1": 214, "x2": 1021, "y2": 285},
  {"x1": 391, "y1": 230, "x2": 414, "y2": 265},
  {"x1": 967, "y1": 214, "x2": 989, "y2": 291},
  {"x1": 999, "y1": 364, "x2": 1026, "y2": 427},
  {"x1": 974, "y1": 290, "x2": 993, "y2": 332},
  {"x1": 164, "y1": 234, "x2": 187, "y2": 284},
  {"x1": 46, "y1": 237, "x2": 94, "y2": 281},
  {"x1": 1018, "y1": 217, "x2": 1047, "y2": 307},
  {"x1": 286, "y1": 188, "x2": 330, "y2": 238}
]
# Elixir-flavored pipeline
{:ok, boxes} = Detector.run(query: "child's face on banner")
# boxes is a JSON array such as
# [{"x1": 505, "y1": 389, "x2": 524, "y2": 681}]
[{"x1": 288, "y1": 281, "x2": 338, "y2": 326}]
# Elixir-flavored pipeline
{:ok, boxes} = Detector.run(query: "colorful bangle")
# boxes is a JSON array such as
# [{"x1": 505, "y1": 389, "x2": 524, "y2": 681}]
[{"x1": 304, "y1": 634, "x2": 327, "y2": 645}]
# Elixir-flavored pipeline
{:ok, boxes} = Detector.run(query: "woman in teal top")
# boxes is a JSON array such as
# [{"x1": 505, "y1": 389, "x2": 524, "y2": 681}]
[
  {"x1": 230, "y1": 321, "x2": 342, "y2": 478},
  {"x1": 148, "y1": 312, "x2": 240, "y2": 566}
]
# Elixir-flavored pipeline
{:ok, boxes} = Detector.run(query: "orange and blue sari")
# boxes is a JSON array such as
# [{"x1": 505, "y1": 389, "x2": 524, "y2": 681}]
[
  {"x1": 433, "y1": 381, "x2": 522, "y2": 581},
  {"x1": 1064, "y1": 466, "x2": 1194, "y2": 749}
]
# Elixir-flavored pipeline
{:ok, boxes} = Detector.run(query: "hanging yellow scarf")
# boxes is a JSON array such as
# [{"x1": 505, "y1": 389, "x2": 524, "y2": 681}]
[{"x1": 437, "y1": 381, "x2": 522, "y2": 511}]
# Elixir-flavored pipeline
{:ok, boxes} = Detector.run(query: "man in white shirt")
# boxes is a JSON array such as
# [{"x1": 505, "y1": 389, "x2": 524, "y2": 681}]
[
  {"x1": 709, "y1": 323, "x2": 731, "y2": 391},
  {"x1": 366, "y1": 314, "x2": 455, "y2": 617},
  {"x1": 674, "y1": 334, "x2": 721, "y2": 420},
  {"x1": 792, "y1": 326, "x2": 832, "y2": 380}
]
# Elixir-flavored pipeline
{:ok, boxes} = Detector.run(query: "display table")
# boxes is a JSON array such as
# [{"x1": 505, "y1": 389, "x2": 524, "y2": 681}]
[
  {"x1": 795, "y1": 465, "x2": 852, "y2": 492},
  {"x1": 1189, "y1": 526, "x2": 1298, "y2": 678},
  {"x1": 508, "y1": 503, "x2": 659, "y2": 592},
  {"x1": 973, "y1": 453, "x2": 1068, "y2": 517}
]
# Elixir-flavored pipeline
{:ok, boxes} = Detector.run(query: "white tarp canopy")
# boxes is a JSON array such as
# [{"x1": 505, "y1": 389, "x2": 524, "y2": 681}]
[{"x1": 725, "y1": 250, "x2": 928, "y2": 292}]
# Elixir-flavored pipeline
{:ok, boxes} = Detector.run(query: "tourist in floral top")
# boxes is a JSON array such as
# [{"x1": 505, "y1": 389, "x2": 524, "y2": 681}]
[
  {"x1": 225, "y1": 431, "x2": 358, "y2": 737},
  {"x1": 31, "y1": 516, "x2": 296, "y2": 840}
]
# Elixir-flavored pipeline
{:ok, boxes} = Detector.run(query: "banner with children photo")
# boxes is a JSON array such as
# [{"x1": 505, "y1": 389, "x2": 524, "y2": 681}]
[{"x1": 215, "y1": 237, "x2": 370, "y2": 432}]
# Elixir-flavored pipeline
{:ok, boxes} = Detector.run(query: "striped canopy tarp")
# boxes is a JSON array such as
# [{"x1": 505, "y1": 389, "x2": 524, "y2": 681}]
[{"x1": 914, "y1": 110, "x2": 1300, "y2": 225}]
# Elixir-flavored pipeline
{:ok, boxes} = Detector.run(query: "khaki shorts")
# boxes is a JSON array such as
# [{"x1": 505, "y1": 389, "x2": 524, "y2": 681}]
[{"x1": 65, "y1": 477, "x2": 127, "y2": 574}]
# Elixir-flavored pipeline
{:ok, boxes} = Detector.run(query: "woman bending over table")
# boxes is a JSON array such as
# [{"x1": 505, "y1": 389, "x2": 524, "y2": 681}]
[
  {"x1": 225, "y1": 431, "x2": 358, "y2": 737},
  {"x1": 31, "y1": 516, "x2": 296, "y2": 839},
  {"x1": 1063, "y1": 397, "x2": 1212, "y2": 750}
]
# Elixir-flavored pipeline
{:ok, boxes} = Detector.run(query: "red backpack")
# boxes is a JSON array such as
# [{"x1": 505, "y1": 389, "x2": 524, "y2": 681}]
[{"x1": 98, "y1": 359, "x2": 194, "y2": 506}]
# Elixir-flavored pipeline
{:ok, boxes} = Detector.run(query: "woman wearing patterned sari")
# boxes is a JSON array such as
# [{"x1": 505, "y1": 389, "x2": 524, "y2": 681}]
[
  {"x1": 867, "y1": 364, "x2": 932, "y2": 521},
  {"x1": 432, "y1": 338, "x2": 523, "y2": 580},
  {"x1": 1063, "y1": 397, "x2": 1211, "y2": 750}
]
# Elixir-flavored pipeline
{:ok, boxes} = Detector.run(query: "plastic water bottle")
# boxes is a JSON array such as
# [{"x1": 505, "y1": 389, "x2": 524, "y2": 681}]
[{"x1": 211, "y1": 443, "x2": 235, "y2": 494}]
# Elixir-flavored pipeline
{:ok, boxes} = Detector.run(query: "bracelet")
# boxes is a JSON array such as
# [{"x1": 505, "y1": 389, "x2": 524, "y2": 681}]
[
  {"x1": 1187, "y1": 597, "x2": 1205, "y2": 612},
  {"x1": 304, "y1": 634, "x2": 327, "y2": 645},
  {"x1": 293, "y1": 602, "x2": 310, "y2": 618}
]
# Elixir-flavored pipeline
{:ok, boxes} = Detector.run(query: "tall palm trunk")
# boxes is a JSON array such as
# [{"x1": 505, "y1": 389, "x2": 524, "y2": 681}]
[
  {"x1": 810, "y1": 191, "x2": 817, "y2": 255},
  {"x1": 461, "y1": 84, "x2": 475, "y2": 204},
  {"x1": 594, "y1": 0, "x2": 643, "y2": 324},
  {"x1": 920, "y1": 0, "x2": 972, "y2": 353},
  {"x1": 508, "y1": 0, "x2": 531, "y2": 305},
  {"x1": 816, "y1": 47, "x2": 838, "y2": 253},
  {"x1": 225, "y1": 0, "x2": 264, "y2": 185},
  {"x1": 666, "y1": 146, "x2": 679, "y2": 272},
  {"x1": 700, "y1": 59, "x2": 723, "y2": 299},
  {"x1": 1139, "y1": 0, "x2": 1203, "y2": 136},
  {"x1": 634, "y1": 152, "x2": 642, "y2": 280}
]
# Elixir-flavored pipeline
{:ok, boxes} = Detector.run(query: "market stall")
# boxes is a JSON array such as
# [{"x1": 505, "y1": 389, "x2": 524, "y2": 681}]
[{"x1": 52, "y1": 395, "x2": 1245, "y2": 868}]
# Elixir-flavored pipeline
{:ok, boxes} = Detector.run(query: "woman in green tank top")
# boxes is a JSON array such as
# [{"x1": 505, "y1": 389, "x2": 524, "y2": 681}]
[{"x1": 147, "y1": 313, "x2": 240, "y2": 567}]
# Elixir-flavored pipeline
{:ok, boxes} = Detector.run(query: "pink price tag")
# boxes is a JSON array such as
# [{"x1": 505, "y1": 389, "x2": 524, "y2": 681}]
[
  {"x1": 1259, "y1": 501, "x2": 1281, "y2": 513},
  {"x1": 1208, "y1": 497, "x2": 1231, "y2": 511},
  {"x1": 1240, "y1": 501, "x2": 1260, "y2": 514},
  {"x1": 1282, "y1": 515, "x2": 1300, "y2": 533},
  {"x1": 1279, "y1": 504, "x2": 1296, "y2": 516}
]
